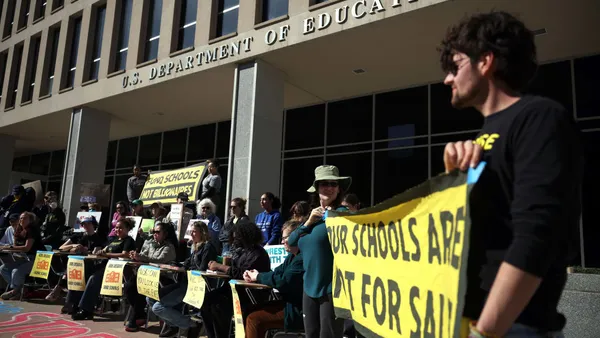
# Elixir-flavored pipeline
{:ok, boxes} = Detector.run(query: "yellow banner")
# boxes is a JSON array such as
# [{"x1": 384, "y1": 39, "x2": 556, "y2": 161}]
[
  {"x1": 139, "y1": 163, "x2": 207, "y2": 204},
  {"x1": 230, "y1": 281, "x2": 245, "y2": 338},
  {"x1": 326, "y1": 176, "x2": 472, "y2": 338},
  {"x1": 137, "y1": 265, "x2": 161, "y2": 300},
  {"x1": 100, "y1": 260, "x2": 127, "y2": 296},
  {"x1": 183, "y1": 270, "x2": 207, "y2": 309},
  {"x1": 29, "y1": 251, "x2": 54, "y2": 279},
  {"x1": 67, "y1": 256, "x2": 86, "y2": 291}
]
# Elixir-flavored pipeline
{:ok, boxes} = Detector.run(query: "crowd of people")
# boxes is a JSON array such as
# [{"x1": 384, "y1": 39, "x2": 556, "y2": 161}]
[{"x1": 0, "y1": 11, "x2": 583, "y2": 338}]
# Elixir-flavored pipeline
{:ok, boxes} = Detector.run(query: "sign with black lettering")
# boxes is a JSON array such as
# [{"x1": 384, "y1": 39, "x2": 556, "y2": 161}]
[
  {"x1": 326, "y1": 163, "x2": 485, "y2": 338},
  {"x1": 139, "y1": 163, "x2": 207, "y2": 205}
]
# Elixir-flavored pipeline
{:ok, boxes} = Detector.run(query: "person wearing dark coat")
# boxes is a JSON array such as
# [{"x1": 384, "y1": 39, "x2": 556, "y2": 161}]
[{"x1": 0, "y1": 186, "x2": 30, "y2": 239}]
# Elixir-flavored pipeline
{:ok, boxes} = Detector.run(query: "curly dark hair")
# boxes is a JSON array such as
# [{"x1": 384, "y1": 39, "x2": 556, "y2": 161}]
[
  {"x1": 229, "y1": 220, "x2": 263, "y2": 249},
  {"x1": 439, "y1": 11, "x2": 537, "y2": 92},
  {"x1": 156, "y1": 222, "x2": 179, "y2": 249}
]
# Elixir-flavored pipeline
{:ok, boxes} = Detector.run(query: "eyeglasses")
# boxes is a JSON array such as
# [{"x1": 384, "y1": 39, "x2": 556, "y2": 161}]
[
  {"x1": 150, "y1": 230, "x2": 162, "y2": 234},
  {"x1": 319, "y1": 181, "x2": 339, "y2": 188},
  {"x1": 201, "y1": 207, "x2": 210, "y2": 210}
]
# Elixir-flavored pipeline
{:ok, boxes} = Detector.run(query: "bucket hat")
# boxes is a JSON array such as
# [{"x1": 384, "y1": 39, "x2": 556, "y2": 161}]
[{"x1": 307, "y1": 165, "x2": 352, "y2": 193}]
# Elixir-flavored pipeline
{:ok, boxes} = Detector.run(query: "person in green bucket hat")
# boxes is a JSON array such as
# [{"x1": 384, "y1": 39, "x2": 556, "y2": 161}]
[{"x1": 288, "y1": 165, "x2": 351, "y2": 338}]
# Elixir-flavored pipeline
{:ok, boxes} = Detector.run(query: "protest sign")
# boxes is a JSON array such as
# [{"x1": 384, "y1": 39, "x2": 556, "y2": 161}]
[
  {"x1": 74, "y1": 212, "x2": 102, "y2": 232},
  {"x1": 141, "y1": 219, "x2": 155, "y2": 233},
  {"x1": 126, "y1": 216, "x2": 142, "y2": 240},
  {"x1": 326, "y1": 164, "x2": 484, "y2": 338},
  {"x1": 79, "y1": 183, "x2": 111, "y2": 206},
  {"x1": 264, "y1": 245, "x2": 288, "y2": 270},
  {"x1": 139, "y1": 163, "x2": 206, "y2": 205},
  {"x1": 137, "y1": 265, "x2": 161, "y2": 300},
  {"x1": 22, "y1": 181, "x2": 43, "y2": 205},
  {"x1": 230, "y1": 281, "x2": 245, "y2": 338},
  {"x1": 100, "y1": 260, "x2": 127, "y2": 296},
  {"x1": 183, "y1": 270, "x2": 207, "y2": 309},
  {"x1": 29, "y1": 251, "x2": 54, "y2": 279},
  {"x1": 67, "y1": 256, "x2": 86, "y2": 291}
]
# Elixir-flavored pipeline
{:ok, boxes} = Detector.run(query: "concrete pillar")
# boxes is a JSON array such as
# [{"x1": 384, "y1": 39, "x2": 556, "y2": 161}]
[
  {"x1": 0, "y1": 135, "x2": 16, "y2": 195},
  {"x1": 60, "y1": 107, "x2": 110, "y2": 225},
  {"x1": 226, "y1": 60, "x2": 284, "y2": 220}
]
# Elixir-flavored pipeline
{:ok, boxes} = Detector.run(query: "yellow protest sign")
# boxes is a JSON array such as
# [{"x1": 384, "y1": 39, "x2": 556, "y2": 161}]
[
  {"x1": 326, "y1": 166, "x2": 483, "y2": 338},
  {"x1": 100, "y1": 260, "x2": 127, "y2": 296},
  {"x1": 230, "y1": 281, "x2": 245, "y2": 338},
  {"x1": 67, "y1": 256, "x2": 86, "y2": 291},
  {"x1": 29, "y1": 251, "x2": 54, "y2": 279},
  {"x1": 137, "y1": 265, "x2": 161, "y2": 300},
  {"x1": 183, "y1": 270, "x2": 207, "y2": 309},
  {"x1": 139, "y1": 163, "x2": 207, "y2": 204}
]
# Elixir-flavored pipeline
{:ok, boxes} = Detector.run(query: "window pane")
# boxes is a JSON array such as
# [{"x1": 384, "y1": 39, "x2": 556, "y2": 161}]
[
  {"x1": 106, "y1": 140, "x2": 117, "y2": 170},
  {"x1": 220, "y1": 0, "x2": 239, "y2": 11},
  {"x1": 148, "y1": 0, "x2": 162, "y2": 38},
  {"x1": 47, "y1": 181, "x2": 61, "y2": 196},
  {"x1": 138, "y1": 133, "x2": 161, "y2": 166},
  {"x1": 216, "y1": 8, "x2": 238, "y2": 37},
  {"x1": 327, "y1": 152, "x2": 372, "y2": 208},
  {"x1": 112, "y1": 175, "x2": 129, "y2": 204},
  {"x1": 12, "y1": 156, "x2": 30, "y2": 172},
  {"x1": 263, "y1": 0, "x2": 288, "y2": 21},
  {"x1": 430, "y1": 82, "x2": 482, "y2": 134},
  {"x1": 181, "y1": 0, "x2": 197, "y2": 25},
  {"x1": 430, "y1": 145, "x2": 445, "y2": 177},
  {"x1": 327, "y1": 95, "x2": 372, "y2": 145},
  {"x1": 187, "y1": 124, "x2": 216, "y2": 161},
  {"x1": 24, "y1": 36, "x2": 41, "y2": 102},
  {"x1": 285, "y1": 104, "x2": 325, "y2": 150},
  {"x1": 88, "y1": 6, "x2": 106, "y2": 80},
  {"x1": 178, "y1": 25, "x2": 195, "y2": 50},
  {"x1": 0, "y1": 52, "x2": 7, "y2": 102},
  {"x1": 216, "y1": 121, "x2": 231, "y2": 158},
  {"x1": 115, "y1": 50, "x2": 127, "y2": 71},
  {"x1": 526, "y1": 60, "x2": 573, "y2": 111},
  {"x1": 30, "y1": 152, "x2": 51, "y2": 175},
  {"x1": 574, "y1": 54, "x2": 600, "y2": 118},
  {"x1": 118, "y1": 0, "x2": 132, "y2": 49},
  {"x1": 281, "y1": 157, "x2": 323, "y2": 218},
  {"x1": 6, "y1": 44, "x2": 23, "y2": 108},
  {"x1": 582, "y1": 131, "x2": 600, "y2": 267},
  {"x1": 375, "y1": 86, "x2": 428, "y2": 140},
  {"x1": 2, "y1": 1, "x2": 15, "y2": 39},
  {"x1": 44, "y1": 27, "x2": 60, "y2": 95},
  {"x1": 89, "y1": 61, "x2": 100, "y2": 81},
  {"x1": 116, "y1": 137, "x2": 138, "y2": 168},
  {"x1": 69, "y1": 18, "x2": 82, "y2": 68},
  {"x1": 374, "y1": 147, "x2": 429, "y2": 205},
  {"x1": 144, "y1": 39, "x2": 159, "y2": 61},
  {"x1": 162, "y1": 128, "x2": 187, "y2": 163},
  {"x1": 49, "y1": 149, "x2": 65, "y2": 176}
]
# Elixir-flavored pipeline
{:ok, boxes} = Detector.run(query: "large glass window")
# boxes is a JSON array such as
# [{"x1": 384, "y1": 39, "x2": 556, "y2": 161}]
[
  {"x1": 22, "y1": 35, "x2": 41, "y2": 102},
  {"x1": 138, "y1": 133, "x2": 161, "y2": 166},
  {"x1": 6, "y1": 43, "x2": 23, "y2": 109},
  {"x1": 116, "y1": 137, "x2": 138, "y2": 168},
  {"x1": 375, "y1": 86, "x2": 428, "y2": 142},
  {"x1": 177, "y1": 0, "x2": 197, "y2": 50},
  {"x1": 574, "y1": 54, "x2": 600, "y2": 118},
  {"x1": 261, "y1": 0, "x2": 288, "y2": 22},
  {"x1": 106, "y1": 140, "x2": 117, "y2": 170},
  {"x1": 374, "y1": 147, "x2": 429, "y2": 204},
  {"x1": 2, "y1": 1, "x2": 16, "y2": 39},
  {"x1": 12, "y1": 156, "x2": 30, "y2": 172},
  {"x1": 327, "y1": 152, "x2": 372, "y2": 208},
  {"x1": 0, "y1": 50, "x2": 7, "y2": 105},
  {"x1": 114, "y1": 0, "x2": 132, "y2": 72},
  {"x1": 30, "y1": 152, "x2": 51, "y2": 175},
  {"x1": 187, "y1": 124, "x2": 216, "y2": 161},
  {"x1": 41, "y1": 26, "x2": 60, "y2": 96},
  {"x1": 143, "y1": 0, "x2": 162, "y2": 62},
  {"x1": 216, "y1": 121, "x2": 231, "y2": 158},
  {"x1": 162, "y1": 128, "x2": 187, "y2": 163},
  {"x1": 87, "y1": 5, "x2": 106, "y2": 81},
  {"x1": 49, "y1": 149, "x2": 65, "y2": 176},
  {"x1": 281, "y1": 157, "x2": 323, "y2": 218},
  {"x1": 17, "y1": 0, "x2": 30, "y2": 30},
  {"x1": 33, "y1": 0, "x2": 46, "y2": 21},
  {"x1": 526, "y1": 61, "x2": 573, "y2": 111},
  {"x1": 51, "y1": 0, "x2": 64, "y2": 11},
  {"x1": 327, "y1": 95, "x2": 372, "y2": 146},
  {"x1": 430, "y1": 82, "x2": 482, "y2": 134},
  {"x1": 285, "y1": 104, "x2": 325, "y2": 150},
  {"x1": 581, "y1": 131, "x2": 600, "y2": 267},
  {"x1": 215, "y1": 0, "x2": 239, "y2": 37},
  {"x1": 63, "y1": 16, "x2": 82, "y2": 89}
]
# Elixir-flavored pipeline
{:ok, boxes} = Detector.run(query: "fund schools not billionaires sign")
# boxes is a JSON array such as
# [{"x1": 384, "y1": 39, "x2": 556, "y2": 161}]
[
  {"x1": 326, "y1": 165, "x2": 484, "y2": 338},
  {"x1": 140, "y1": 163, "x2": 207, "y2": 205}
]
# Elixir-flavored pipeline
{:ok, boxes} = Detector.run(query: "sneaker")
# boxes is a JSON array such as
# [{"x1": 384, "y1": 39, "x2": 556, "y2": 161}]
[
  {"x1": 45, "y1": 285, "x2": 62, "y2": 302},
  {"x1": 61, "y1": 303, "x2": 74, "y2": 314},
  {"x1": 125, "y1": 322, "x2": 138, "y2": 332},
  {"x1": 1, "y1": 289, "x2": 21, "y2": 300},
  {"x1": 158, "y1": 327, "x2": 179, "y2": 338}
]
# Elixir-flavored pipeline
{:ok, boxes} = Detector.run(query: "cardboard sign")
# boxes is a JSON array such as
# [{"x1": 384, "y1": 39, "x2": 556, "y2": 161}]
[
  {"x1": 67, "y1": 256, "x2": 86, "y2": 291},
  {"x1": 79, "y1": 183, "x2": 111, "y2": 206},
  {"x1": 139, "y1": 163, "x2": 206, "y2": 204},
  {"x1": 141, "y1": 219, "x2": 155, "y2": 233},
  {"x1": 74, "y1": 212, "x2": 102, "y2": 232},
  {"x1": 22, "y1": 180, "x2": 43, "y2": 206},
  {"x1": 126, "y1": 216, "x2": 142, "y2": 240},
  {"x1": 183, "y1": 270, "x2": 207, "y2": 309},
  {"x1": 29, "y1": 251, "x2": 54, "y2": 279},
  {"x1": 230, "y1": 280, "x2": 245, "y2": 338},
  {"x1": 137, "y1": 265, "x2": 161, "y2": 301},
  {"x1": 100, "y1": 260, "x2": 127, "y2": 296},
  {"x1": 264, "y1": 245, "x2": 289, "y2": 270}
]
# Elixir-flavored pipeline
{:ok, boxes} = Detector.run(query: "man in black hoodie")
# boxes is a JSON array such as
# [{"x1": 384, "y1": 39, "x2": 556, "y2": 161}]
[{"x1": 0, "y1": 186, "x2": 29, "y2": 238}]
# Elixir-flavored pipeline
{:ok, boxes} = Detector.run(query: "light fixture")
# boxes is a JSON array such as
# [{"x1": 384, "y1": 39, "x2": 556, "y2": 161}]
[
  {"x1": 352, "y1": 68, "x2": 366, "y2": 75},
  {"x1": 532, "y1": 28, "x2": 547, "y2": 36}
]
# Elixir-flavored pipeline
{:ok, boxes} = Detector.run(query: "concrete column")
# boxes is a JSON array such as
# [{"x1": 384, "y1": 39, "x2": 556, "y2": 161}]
[
  {"x1": 11, "y1": 0, "x2": 22, "y2": 36},
  {"x1": 289, "y1": 0, "x2": 310, "y2": 16},
  {"x1": 157, "y1": 0, "x2": 176, "y2": 58},
  {"x1": 237, "y1": 0, "x2": 258, "y2": 32},
  {"x1": 226, "y1": 60, "x2": 284, "y2": 219},
  {"x1": 0, "y1": 135, "x2": 16, "y2": 196},
  {"x1": 61, "y1": 107, "x2": 111, "y2": 225},
  {"x1": 195, "y1": 0, "x2": 213, "y2": 45}
]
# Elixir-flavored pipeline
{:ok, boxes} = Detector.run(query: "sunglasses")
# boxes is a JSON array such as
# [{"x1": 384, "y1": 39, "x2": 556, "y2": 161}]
[
  {"x1": 229, "y1": 205, "x2": 238, "y2": 209},
  {"x1": 201, "y1": 207, "x2": 210, "y2": 210},
  {"x1": 319, "y1": 181, "x2": 339, "y2": 188},
  {"x1": 150, "y1": 230, "x2": 162, "y2": 234}
]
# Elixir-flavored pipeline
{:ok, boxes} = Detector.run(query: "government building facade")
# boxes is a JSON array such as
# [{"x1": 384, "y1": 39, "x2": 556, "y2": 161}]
[{"x1": 1, "y1": 0, "x2": 599, "y2": 267}]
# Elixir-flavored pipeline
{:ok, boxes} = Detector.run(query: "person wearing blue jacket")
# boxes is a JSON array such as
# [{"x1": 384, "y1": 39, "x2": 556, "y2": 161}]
[
  {"x1": 255, "y1": 192, "x2": 283, "y2": 246},
  {"x1": 288, "y1": 165, "x2": 352, "y2": 338}
]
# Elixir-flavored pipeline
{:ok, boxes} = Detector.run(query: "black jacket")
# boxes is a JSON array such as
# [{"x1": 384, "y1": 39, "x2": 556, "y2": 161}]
[
  {"x1": 40, "y1": 208, "x2": 66, "y2": 249},
  {"x1": 184, "y1": 241, "x2": 219, "y2": 271},
  {"x1": 219, "y1": 215, "x2": 249, "y2": 243},
  {"x1": 229, "y1": 244, "x2": 271, "y2": 279}
]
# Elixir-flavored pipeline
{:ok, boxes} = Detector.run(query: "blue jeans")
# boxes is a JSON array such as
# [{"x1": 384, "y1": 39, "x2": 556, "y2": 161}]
[
  {"x1": 505, "y1": 324, "x2": 564, "y2": 338},
  {"x1": 148, "y1": 281, "x2": 193, "y2": 329},
  {"x1": 75, "y1": 268, "x2": 105, "y2": 312},
  {"x1": 0, "y1": 256, "x2": 35, "y2": 289}
]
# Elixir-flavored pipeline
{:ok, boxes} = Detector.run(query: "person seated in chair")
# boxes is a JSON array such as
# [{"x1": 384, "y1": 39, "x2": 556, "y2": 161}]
[
  {"x1": 243, "y1": 220, "x2": 305, "y2": 338},
  {"x1": 124, "y1": 222, "x2": 177, "y2": 332}
]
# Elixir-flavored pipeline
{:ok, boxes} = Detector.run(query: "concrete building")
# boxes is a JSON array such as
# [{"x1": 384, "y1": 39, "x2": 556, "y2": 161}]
[{"x1": 0, "y1": 0, "x2": 599, "y2": 268}]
